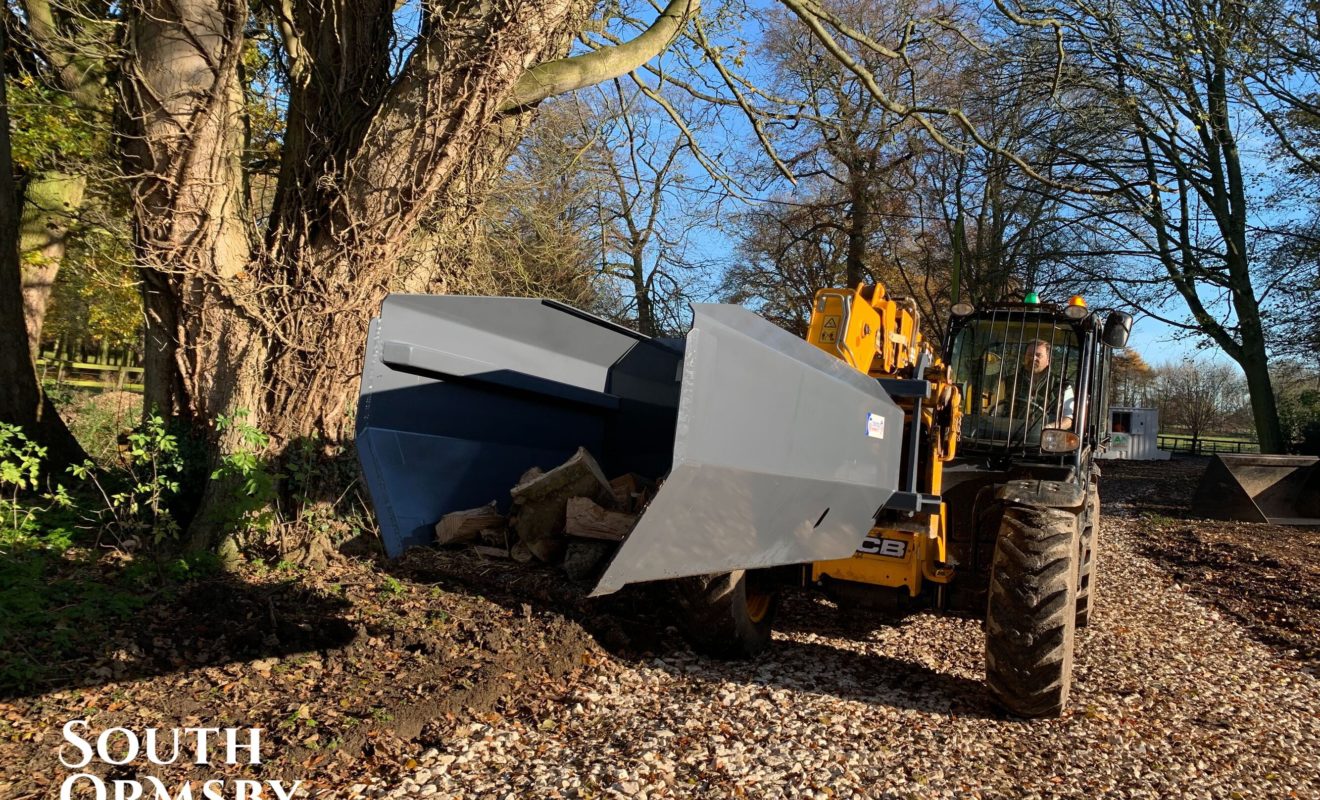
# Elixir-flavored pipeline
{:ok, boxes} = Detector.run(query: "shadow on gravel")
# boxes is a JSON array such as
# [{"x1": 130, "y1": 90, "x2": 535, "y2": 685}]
[
  {"x1": 2, "y1": 546, "x2": 604, "y2": 799},
  {"x1": 396, "y1": 550, "x2": 1000, "y2": 718},
  {"x1": 0, "y1": 557, "x2": 356, "y2": 700},
  {"x1": 749, "y1": 636, "x2": 996, "y2": 718}
]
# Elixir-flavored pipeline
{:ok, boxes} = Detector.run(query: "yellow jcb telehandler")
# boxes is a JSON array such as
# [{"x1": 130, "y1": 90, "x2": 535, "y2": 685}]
[{"x1": 354, "y1": 284, "x2": 1132, "y2": 717}]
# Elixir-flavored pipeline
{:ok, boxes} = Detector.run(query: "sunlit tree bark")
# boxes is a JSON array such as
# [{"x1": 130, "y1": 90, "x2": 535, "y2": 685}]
[
  {"x1": 117, "y1": 0, "x2": 698, "y2": 550},
  {"x1": 0, "y1": 21, "x2": 85, "y2": 467}
]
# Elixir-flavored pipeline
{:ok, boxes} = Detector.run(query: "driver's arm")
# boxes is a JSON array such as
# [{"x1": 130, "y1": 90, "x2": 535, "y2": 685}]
[{"x1": 1047, "y1": 385, "x2": 1076, "y2": 430}]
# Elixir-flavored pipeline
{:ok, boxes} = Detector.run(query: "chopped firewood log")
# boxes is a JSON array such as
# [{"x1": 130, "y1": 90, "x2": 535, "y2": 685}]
[
  {"x1": 434, "y1": 502, "x2": 504, "y2": 546},
  {"x1": 515, "y1": 466, "x2": 544, "y2": 488},
  {"x1": 510, "y1": 448, "x2": 615, "y2": 562},
  {"x1": 564, "y1": 497, "x2": 637, "y2": 542},
  {"x1": 608, "y1": 473, "x2": 651, "y2": 513},
  {"x1": 510, "y1": 448, "x2": 614, "y2": 506}
]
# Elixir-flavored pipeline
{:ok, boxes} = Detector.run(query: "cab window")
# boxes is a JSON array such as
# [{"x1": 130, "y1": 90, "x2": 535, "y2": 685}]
[{"x1": 950, "y1": 317, "x2": 1082, "y2": 448}]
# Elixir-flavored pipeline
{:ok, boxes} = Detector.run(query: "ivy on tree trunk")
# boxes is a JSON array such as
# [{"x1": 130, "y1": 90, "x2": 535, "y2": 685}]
[{"x1": 118, "y1": 0, "x2": 698, "y2": 553}]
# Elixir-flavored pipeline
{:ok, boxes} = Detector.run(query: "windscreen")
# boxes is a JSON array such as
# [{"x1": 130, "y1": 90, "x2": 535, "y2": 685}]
[{"x1": 950, "y1": 313, "x2": 1082, "y2": 449}]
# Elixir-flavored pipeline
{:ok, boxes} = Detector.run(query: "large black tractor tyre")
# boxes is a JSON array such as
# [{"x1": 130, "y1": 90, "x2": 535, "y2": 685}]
[
  {"x1": 1076, "y1": 489, "x2": 1100, "y2": 628},
  {"x1": 985, "y1": 504, "x2": 1082, "y2": 718},
  {"x1": 673, "y1": 570, "x2": 777, "y2": 658}
]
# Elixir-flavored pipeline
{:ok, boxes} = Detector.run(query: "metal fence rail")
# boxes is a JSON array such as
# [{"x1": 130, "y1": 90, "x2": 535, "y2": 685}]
[
  {"x1": 37, "y1": 358, "x2": 144, "y2": 393},
  {"x1": 1157, "y1": 434, "x2": 1259, "y2": 455}
]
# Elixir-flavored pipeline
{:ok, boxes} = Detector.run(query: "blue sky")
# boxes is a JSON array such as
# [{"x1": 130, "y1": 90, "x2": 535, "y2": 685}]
[
  {"x1": 1116, "y1": 316, "x2": 1229, "y2": 366},
  {"x1": 403, "y1": 0, "x2": 1287, "y2": 378},
  {"x1": 611, "y1": 1, "x2": 1293, "y2": 373}
]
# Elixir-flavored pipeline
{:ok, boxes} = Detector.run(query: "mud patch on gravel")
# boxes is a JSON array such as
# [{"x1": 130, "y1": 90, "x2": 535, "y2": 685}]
[
  {"x1": 0, "y1": 550, "x2": 601, "y2": 797},
  {"x1": 1099, "y1": 456, "x2": 1205, "y2": 517},
  {"x1": 390, "y1": 547, "x2": 689, "y2": 660},
  {"x1": 1104, "y1": 457, "x2": 1320, "y2": 666},
  {"x1": 1130, "y1": 518, "x2": 1320, "y2": 665}
]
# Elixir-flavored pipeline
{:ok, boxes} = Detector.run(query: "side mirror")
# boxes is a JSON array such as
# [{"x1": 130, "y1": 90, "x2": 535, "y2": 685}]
[{"x1": 1102, "y1": 311, "x2": 1133, "y2": 348}]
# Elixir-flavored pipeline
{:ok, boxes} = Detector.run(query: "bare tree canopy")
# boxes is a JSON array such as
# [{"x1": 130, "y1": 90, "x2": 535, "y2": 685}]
[
  {"x1": 1155, "y1": 361, "x2": 1249, "y2": 446},
  {"x1": 978, "y1": 0, "x2": 1320, "y2": 451},
  {"x1": 7, "y1": 0, "x2": 1320, "y2": 565}
]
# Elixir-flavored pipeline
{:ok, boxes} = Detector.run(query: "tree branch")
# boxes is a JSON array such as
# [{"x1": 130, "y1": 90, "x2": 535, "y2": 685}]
[
  {"x1": 20, "y1": 0, "x2": 104, "y2": 105},
  {"x1": 688, "y1": 14, "x2": 796, "y2": 183},
  {"x1": 501, "y1": 0, "x2": 699, "y2": 113},
  {"x1": 777, "y1": 0, "x2": 1092, "y2": 194}
]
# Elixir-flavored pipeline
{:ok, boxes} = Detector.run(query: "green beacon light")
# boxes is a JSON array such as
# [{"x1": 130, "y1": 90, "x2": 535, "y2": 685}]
[{"x1": 1024, "y1": 291, "x2": 1040, "y2": 304}]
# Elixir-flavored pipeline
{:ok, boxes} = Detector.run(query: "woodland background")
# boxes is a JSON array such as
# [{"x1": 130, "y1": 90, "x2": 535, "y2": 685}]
[{"x1": 3, "y1": 0, "x2": 1319, "y2": 570}]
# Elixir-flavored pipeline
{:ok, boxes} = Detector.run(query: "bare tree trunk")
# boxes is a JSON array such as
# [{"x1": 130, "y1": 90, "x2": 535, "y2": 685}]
[
  {"x1": 0, "y1": 24, "x2": 85, "y2": 468},
  {"x1": 255, "y1": 3, "x2": 588, "y2": 444},
  {"x1": 845, "y1": 177, "x2": 868, "y2": 289},
  {"x1": 120, "y1": 0, "x2": 268, "y2": 555},
  {"x1": 122, "y1": 0, "x2": 260, "y2": 422},
  {"x1": 120, "y1": 0, "x2": 594, "y2": 552},
  {"x1": 120, "y1": 0, "x2": 698, "y2": 555},
  {"x1": 18, "y1": 172, "x2": 87, "y2": 351},
  {"x1": 630, "y1": 249, "x2": 657, "y2": 337},
  {"x1": 13, "y1": 1, "x2": 106, "y2": 356},
  {"x1": 1237, "y1": 315, "x2": 1283, "y2": 453}
]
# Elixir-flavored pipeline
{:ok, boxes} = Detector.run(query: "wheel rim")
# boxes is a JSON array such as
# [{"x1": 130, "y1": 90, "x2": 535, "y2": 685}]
[{"x1": 745, "y1": 588, "x2": 772, "y2": 623}]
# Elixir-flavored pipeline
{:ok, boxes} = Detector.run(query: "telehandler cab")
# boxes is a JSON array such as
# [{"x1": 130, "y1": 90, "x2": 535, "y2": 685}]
[{"x1": 355, "y1": 285, "x2": 1132, "y2": 717}]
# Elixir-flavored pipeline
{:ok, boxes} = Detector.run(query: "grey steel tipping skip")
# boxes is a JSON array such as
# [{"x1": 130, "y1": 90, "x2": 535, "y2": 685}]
[{"x1": 355, "y1": 296, "x2": 908, "y2": 595}]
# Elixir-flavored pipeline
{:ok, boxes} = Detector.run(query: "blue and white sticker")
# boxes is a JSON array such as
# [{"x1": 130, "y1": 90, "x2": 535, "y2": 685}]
[{"x1": 866, "y1": 412, "x2": 885, "y2": 439}]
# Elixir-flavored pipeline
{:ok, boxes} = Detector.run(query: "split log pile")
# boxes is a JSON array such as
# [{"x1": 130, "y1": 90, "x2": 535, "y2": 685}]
[{"x1": 432, "y1": 447, "x2": 656, "y2": 581}]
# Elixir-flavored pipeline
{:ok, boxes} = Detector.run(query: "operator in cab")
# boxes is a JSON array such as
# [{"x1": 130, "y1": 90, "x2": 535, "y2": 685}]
[{"x1": 1003, "y1": 339, "x2": 1074, "y2": 430}]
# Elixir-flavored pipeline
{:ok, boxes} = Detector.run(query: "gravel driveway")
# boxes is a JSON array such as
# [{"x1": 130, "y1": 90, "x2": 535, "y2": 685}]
[{"x1": 362, "y1": 488, "x2": 1320, "y2": 798}]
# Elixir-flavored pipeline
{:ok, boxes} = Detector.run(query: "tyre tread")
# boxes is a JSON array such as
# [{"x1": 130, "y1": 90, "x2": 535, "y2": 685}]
[
  {"x1": 674, "y1": 570, "x2": 775, "y2": 659},
  {"x1": 985, "y1": 504, "x2": 1081, "y2": 718}
]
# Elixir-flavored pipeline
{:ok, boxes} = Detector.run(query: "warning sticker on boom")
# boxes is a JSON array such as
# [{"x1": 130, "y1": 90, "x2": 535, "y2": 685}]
[
  {"x1": 819, "y1": 316, "x2": 840, "y2": 343},
  {"x1": 866, "y1": 412, "x2": 885, "y2": 439}
]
